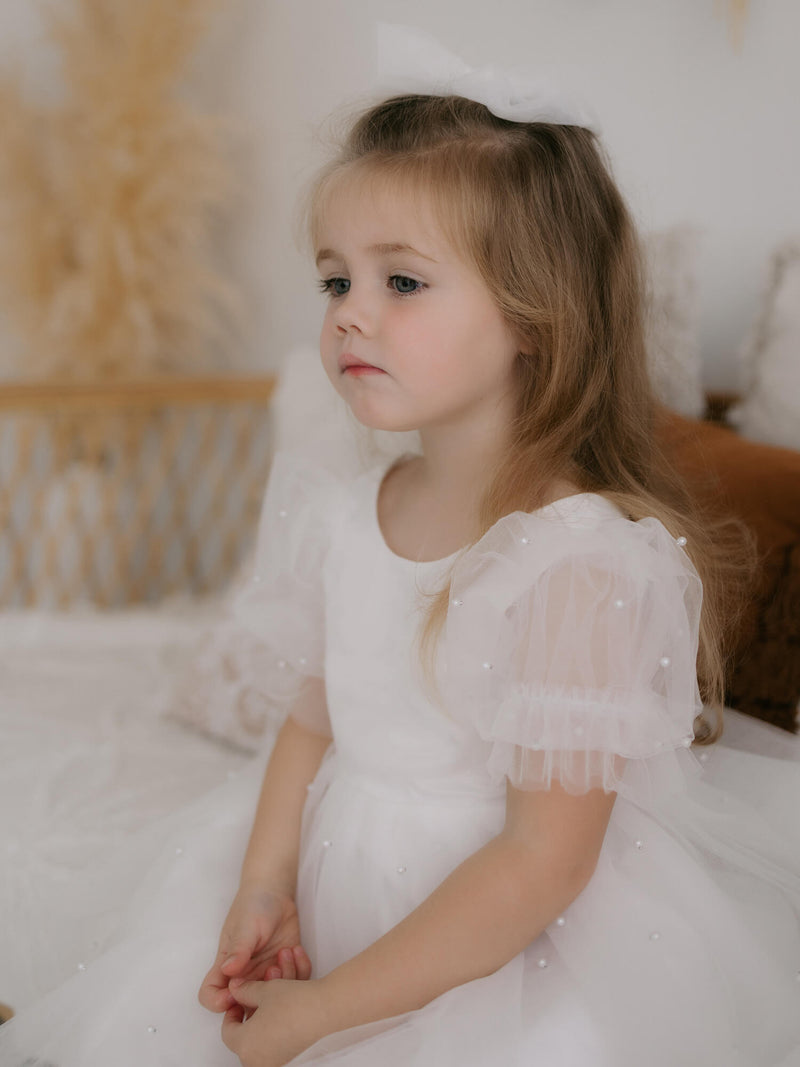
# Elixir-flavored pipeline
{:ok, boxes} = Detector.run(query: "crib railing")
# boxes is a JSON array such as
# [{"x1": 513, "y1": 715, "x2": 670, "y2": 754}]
[{"x1": 0, "y1": 376, "x2": 276, "y2": 607}]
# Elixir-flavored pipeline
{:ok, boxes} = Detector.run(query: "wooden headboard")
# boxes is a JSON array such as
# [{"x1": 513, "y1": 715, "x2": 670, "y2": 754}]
[{"x1": 0, "y1": 377, "x2": 276, "y2": 608}]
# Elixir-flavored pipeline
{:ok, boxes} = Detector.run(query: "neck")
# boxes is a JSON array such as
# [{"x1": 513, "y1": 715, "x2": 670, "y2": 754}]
[{"x1": 415, "y1": 409, "x2": 512, "y2": 509}]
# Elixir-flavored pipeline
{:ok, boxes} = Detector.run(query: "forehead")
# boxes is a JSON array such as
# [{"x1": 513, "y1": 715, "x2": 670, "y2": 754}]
[{"x1": 312, "y1": 165, "x2": 456, "y2": 258}]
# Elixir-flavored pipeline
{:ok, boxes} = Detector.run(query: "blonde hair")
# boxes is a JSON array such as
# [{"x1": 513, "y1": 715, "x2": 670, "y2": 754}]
[{"x1": 310, "y1": 95, "x2": 753, "y2": 742}]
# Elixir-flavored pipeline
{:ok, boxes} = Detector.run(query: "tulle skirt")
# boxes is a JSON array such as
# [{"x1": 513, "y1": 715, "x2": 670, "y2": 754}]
[{"x1": 1, "y1": 730, "x2": 799, "y2": 1067}]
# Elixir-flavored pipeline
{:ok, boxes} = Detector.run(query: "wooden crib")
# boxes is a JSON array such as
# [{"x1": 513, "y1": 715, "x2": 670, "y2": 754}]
[{"x1": 0, "y1": 376, "x2": 276, "y2": 608}]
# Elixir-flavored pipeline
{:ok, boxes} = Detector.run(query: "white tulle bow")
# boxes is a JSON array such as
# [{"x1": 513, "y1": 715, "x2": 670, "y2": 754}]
[{"x1": 376, "y1": 23, "x2": 598, "y2": 132}]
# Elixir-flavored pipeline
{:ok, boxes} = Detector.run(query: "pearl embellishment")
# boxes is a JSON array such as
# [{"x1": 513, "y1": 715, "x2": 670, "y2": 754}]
[
  {"x1": 147, "y1": 1026, "x2": 158, "y2": 1034},
  {"x1": 323, "y1": 840, "x2": 332, "y2": 849},
  {"x1": 676, "y1": 536, "x2": 687, "y2": 547},
  {"x1": 277, "y1": 659, "x2": 287, "y2": 670},
  {"x1": 635, "y1": 840, "x2": 645, "y2": 851},
  {"x1": 77, "y1": 962, "x2": 86, "y2": 972},
  {"x1": 699, "y1": 752, "x2": 710, "y2": 764},
  {"x1": 175, "y1": 847, "x2": 184, "y2": 857},
  {"x1": 521, "y1": 537, "x2": 530, "y2": 545},
  {"x1": 555, "y1": 917, "x2": 566, "y2": 927},
  {"x1": 482, "y1": 662, "x2": 494, "y2": 671},
  {"x1": 278, "y1": 509, "x2": 288, "y2": 519},
  {"x1": 396, "y1": 866, "x2": 407, "y2": 874},
  {"x1": 659, "y1": 657, "x2": 671, "y2": 668},
  {"x1": 452, "y1": 598, "x2": 463, "y2": 607},
  {"x1": 649, "y1": 931, "x2": 661, "y2": 941},
  {"x1": 682, "y1": 736, "x2": 694, "y2": 748},
  {"x1": 537, "y1": 958, "x2": 548, "y2": 969},
  {"x1": 613, "y1": 599, "x2": 625, "y2": 609}
]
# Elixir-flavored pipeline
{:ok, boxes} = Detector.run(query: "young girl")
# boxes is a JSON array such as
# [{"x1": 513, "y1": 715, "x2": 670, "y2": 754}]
[{"x1": 3, "y1": 87, "x2": 800, "y2": 1067}]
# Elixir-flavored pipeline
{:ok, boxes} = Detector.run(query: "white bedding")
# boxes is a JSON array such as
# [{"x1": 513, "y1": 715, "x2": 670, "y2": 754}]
[
  {"x1": 0, "y1": 604, "x2": 798, "y2": 1018},
  {"x1": 0, "y1": 604, "x2": 249, "y2": 1012}
]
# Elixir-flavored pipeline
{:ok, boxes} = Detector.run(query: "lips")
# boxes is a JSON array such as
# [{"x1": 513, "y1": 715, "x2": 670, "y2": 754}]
[{"x1": 339, "y1": 354, "x2": 384, "y2": 373}]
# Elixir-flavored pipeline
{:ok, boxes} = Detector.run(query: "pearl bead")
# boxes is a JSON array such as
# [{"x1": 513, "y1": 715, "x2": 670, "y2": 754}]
[
  {"x1": 555, "y1": 917, "x2": 566, "y2": 928},
  {"x1": 682, "y1": 736, "x2": 694, "y2": 748},
  {"x1": 649, "y1": 931, "x2": 661, "y2": 941},
  {"x1": 298, "y1": 657, "x2": 307, "y2": 666},
  {"x1": 537, "y1": 958, "x2": 548, "y2": 969},
  {"x1": 322, "y1": 840, "x2": 332, "y2": 848},
  {"x1": 699, "y1": 752, "x2": 709, "y2": 764},
  {"x1": 175, "y1": 847, "x2": 184, "y2": 857},
  {"x1": 482, "y1": 662, "x2": 494, "y2": 671},
  {"x1": 451, "y1": 598, "x2": 463, "y2": 607},
  {"x1": 396, "y1": 866, "x2": 407, "y2": 874},
  {"x1": 521, "y1": 537, "x2": 530, "y2": 545},
  {"x1": 147, "y1": 1025, "x2": 158, "y2": 1034},
  {"x1": 278, "y1": 509, "x2": 288, "y2": 519},
  {"x1": 277, "y1": 659, "x2": 287, "y2": 670},
  {"x1": 676, "y1": 536, "x2": 687, "y2": 547},
  {"x1": 613, "y1": 599, "x2": 625, "y2": 609},
  {"x1": 659, "y1": 656, "x2": 671, "y2": 668},
  {"x1": 635, "y1": 840, "x2": 645, "y2": 851},
  {"x1": 77, "y1": 962, "x2": 86, "y2": 972}
]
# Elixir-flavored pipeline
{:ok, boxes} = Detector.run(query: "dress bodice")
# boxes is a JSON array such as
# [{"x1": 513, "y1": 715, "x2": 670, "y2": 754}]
[{"x1": 322, "y1": 463, "x2": 500, "y2": 800}]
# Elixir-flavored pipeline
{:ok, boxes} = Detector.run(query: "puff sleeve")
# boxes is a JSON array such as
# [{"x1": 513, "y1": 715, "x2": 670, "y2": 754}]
[
  {"x1": 228, "y1": 451, "x2": 340, "y2": 738},
  {"x1": 443, "y1": 500, "x2": 704, "y2": 803}
]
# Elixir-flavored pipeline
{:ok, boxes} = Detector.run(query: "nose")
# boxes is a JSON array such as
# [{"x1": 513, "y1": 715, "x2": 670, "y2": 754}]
[{"x1": 331, "y1": 283, "x2": 375, "y2": 336}]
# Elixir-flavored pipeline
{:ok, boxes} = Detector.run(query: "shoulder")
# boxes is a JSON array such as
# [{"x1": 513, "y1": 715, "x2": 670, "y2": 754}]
[{"x1": 450, "y1": 493, "x2": 699, "y2": 613}]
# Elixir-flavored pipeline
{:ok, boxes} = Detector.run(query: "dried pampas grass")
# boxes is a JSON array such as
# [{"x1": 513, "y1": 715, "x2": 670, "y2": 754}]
[{"x1": 0, "y1": 0, "x2": 240, "y2": 382}]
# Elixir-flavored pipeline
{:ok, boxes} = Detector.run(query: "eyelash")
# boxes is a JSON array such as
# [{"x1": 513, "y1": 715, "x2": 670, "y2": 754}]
[{"x1": 317, "y1": 275, "x2": 426, "y2": 298}]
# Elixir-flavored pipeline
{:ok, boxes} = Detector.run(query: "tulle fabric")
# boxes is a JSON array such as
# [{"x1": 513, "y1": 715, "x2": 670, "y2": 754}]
[
  {"x1": 228, "y1": 451, "x2": 342, "y2": 737},
  {"x1": 445, "y1": 496, "x2": 704, "y2": 803}
]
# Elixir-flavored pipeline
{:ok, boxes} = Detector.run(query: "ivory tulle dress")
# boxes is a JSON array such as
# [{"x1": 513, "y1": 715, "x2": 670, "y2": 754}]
[{"x1": 2, "y1": 450, "x2": 799, "y2": 1067}]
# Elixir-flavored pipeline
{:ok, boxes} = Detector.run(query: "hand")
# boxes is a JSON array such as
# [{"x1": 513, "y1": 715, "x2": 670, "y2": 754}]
[
  {"x1": 199, "y1": 884, "x2": 312, "y2": 1014},
  {"x1": 221, "y1": 977, "x2": 328, "y2": 1067}
]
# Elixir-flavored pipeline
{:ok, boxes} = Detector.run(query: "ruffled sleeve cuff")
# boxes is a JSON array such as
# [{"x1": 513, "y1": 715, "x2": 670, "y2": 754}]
[
  {"x1": 229, "y1": 451, "x2": 341, "y2": 738},
  {"x1": 443, "y1": 499, "x2": 704, "y2": 801}
]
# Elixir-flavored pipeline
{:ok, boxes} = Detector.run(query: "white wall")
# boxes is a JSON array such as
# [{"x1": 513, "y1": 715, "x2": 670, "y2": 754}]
[{"x1": 2, "y1": 0, "x2": 799, "y2": 391}]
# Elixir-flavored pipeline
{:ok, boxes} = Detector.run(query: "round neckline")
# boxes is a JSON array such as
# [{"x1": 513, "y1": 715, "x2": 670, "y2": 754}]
[
  {"x1": 369, "y1": 457, "x2": 620, "y2": 567},
  {"x1": 372, "y1": 458, "x2": 461, "y2": 567}
]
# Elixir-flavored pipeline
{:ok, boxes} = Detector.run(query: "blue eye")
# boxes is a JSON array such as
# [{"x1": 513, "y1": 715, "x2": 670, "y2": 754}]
[
  {"x1": 389, "y1": 275, "x2": 424, "y2": 295},
  {"x1": 318, "y1": 277, "x2": 350, "y2": 297}
]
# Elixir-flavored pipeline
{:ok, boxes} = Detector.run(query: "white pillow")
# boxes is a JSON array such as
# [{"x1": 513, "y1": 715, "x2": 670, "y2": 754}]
[
  {"x1": 641, "y1": 226, "x2": 705, "y2": 419},
  {"x1": 728, "y1": 241, "x2": 800, "y2": 451}
]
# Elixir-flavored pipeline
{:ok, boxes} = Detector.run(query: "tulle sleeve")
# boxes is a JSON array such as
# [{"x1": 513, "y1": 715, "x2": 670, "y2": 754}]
[
  {"x1": 443, "y1": 499, "x2": 704, "y2": 802},
  {"x1": 228, "y1": 451, "x2": 340, "y2": 738}
]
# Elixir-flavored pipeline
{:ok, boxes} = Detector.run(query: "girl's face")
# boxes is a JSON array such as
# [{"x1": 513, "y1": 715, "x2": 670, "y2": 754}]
[{"x1": 315, "y1": 174, "x2": 520, "y2": 436}]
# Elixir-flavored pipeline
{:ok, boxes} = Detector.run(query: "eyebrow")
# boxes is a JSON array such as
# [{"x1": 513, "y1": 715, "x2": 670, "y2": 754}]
[{"x1": 315, "y1": 242, "x2": 437, "y2": 267}]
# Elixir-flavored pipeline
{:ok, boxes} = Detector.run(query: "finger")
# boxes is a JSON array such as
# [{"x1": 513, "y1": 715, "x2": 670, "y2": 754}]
[
  {"x1": 220, "y1": 1005, "x2": 245, "y2": 1051},
  {"x1": 221, "y1": 942, "x2": 255, "y2": 977},
  {"x1": 265, "y1": 966, "x2": 282, "y2": 981},
  {"x1": 198, "y1": 969, "x2": 236, "y2": 1013},
  {"x1": 294, "y1": 944, "x2": 312, "y2": 981},
  {"x1": 279, "y1": 947, "x2": 297, "y2": 981},
  {"x1": 228, "y1": 978, "x2": 264, "y2": 1010}
]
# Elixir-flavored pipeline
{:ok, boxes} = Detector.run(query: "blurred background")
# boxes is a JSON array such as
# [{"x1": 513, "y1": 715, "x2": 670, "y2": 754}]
[
  {"x1": 0, "y1": 0, "x2": 797, "y2": 612},
  {"x1": 1, "y1": 0, "x2": 798, "y2": 389}
]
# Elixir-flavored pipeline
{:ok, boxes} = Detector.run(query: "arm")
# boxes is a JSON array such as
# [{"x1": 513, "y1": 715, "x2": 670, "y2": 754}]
[
  {"x1": 239, "y1": 679, "x2": 332, "y2": 896},
  {"x1": 223, "y1": 777, "x2": 617, "y2": 1065},
  {"x1": 199, "y1": 678, "x2": 331, "y2": 1012},
  {"x1": 316, "y1": 778, "x2": 617, "y2": 1030}
]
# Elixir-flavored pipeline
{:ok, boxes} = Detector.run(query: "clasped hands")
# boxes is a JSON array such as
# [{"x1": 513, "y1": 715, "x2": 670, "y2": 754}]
[{"x1": 198, "y1": 884, "x2": 328, "y2": 1067}]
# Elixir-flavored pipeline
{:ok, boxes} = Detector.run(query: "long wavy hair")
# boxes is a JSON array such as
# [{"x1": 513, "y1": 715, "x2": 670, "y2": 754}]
[{"x1": 310, "y1": 94, "x2": 753, "y2": 742}]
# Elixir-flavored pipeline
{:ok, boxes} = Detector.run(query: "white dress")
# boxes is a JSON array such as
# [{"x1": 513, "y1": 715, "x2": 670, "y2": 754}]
[{"x1": 2, "y1": 451, "x2": 799, "y2": 1067}]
